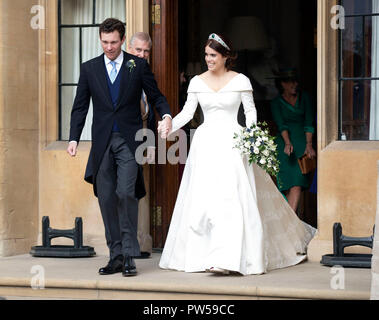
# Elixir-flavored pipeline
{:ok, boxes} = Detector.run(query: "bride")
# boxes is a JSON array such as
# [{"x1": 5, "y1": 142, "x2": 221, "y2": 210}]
[{"x1": 158, "y1": 33, "x2": 316, "y2": 275}]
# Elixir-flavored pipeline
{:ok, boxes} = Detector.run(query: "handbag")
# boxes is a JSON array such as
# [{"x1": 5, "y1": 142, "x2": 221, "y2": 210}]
[{"x1": 297, "y1": 154, "x2": 317, "y2": 174}]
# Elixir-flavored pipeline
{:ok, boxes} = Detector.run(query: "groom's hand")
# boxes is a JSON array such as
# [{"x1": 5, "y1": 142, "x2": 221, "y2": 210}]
[
  {"x1": 158, "y1": 116, "x2": 172, "y2": 139},
  {"x1": 67, "y1": 141, "x2": 78, "y2": 157},
  {"x1": 157, "y1": 121, "x2": 165, "y2": 138},
  {"x1": 163, "y1": 117, "x2": 172, "y2": 138}
]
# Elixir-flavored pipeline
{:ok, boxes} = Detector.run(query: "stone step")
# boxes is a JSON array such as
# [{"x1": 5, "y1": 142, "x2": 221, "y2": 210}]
[{"x1": 0, "y1": 254, "x2": 371, "y2": 300}]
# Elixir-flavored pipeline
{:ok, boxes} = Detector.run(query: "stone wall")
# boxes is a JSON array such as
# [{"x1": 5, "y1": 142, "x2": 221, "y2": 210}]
[{"x1": 308, "y1": 142, "x2": 379, "y2": 261}]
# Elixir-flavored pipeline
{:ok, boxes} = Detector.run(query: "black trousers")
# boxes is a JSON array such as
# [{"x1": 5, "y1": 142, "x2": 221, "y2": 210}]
[{"x1": 96, "y1": 132, "x2": 141, "y2": 260}]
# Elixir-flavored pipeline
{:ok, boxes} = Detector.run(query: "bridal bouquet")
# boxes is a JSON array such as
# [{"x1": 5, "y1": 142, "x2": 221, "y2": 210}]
[{"x1": 233, "y1": 121, "x2": 279, "y2": 176}]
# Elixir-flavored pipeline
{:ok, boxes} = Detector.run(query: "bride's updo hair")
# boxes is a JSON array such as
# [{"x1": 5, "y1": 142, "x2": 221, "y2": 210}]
[{"x1": 205, "y1": 33, "x2": 237, "y2": 71}]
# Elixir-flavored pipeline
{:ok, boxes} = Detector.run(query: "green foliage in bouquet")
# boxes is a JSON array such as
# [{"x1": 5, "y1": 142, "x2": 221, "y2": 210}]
[{"x1": 233, "y1": 121, "x2": 280, "y2": 177}]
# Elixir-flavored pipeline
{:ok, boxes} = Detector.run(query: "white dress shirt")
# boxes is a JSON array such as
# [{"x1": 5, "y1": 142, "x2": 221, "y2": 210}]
[{"x1": 104, "y1": 51, "x2": 124, "y2": 78}]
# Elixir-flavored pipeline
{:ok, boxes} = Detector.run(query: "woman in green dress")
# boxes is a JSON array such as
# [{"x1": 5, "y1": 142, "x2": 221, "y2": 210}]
[{"x1": 270, "y1": 69, "x2": 316, "y2": 213}]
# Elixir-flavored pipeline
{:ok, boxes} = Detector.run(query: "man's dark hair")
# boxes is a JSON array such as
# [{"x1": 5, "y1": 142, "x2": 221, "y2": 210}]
[{"x1": 99, "y1": 18, "x2": 125, "y2": 40}]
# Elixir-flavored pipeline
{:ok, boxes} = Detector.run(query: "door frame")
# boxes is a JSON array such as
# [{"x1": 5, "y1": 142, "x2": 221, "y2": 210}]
[{"x1": 149, "y1": 0, "x2": 180, "y2": 248}]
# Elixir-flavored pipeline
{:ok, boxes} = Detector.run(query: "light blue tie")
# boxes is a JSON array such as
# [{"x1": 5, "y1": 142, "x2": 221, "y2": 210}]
[{"x1": 109, "y1": 61, "x2": 117, "y2": 83}]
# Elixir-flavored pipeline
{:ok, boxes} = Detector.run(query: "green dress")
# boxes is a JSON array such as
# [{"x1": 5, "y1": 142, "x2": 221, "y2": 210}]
[{"x1": 270, "y1": 91, "x2": 314, "y2": 191}]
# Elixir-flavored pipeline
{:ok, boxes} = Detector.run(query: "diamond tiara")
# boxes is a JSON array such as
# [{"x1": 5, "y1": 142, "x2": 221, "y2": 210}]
[{"x1": 208, "y1": 33, "x2": 230, "y2": 51}]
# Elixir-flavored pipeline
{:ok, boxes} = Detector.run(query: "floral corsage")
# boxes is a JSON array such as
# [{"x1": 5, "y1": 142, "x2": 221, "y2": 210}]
[{"x1": 126, "y1": 59, "x2": 136, "y2": 72}]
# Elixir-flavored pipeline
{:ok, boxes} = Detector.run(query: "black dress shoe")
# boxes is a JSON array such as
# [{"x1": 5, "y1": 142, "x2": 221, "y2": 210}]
[
  {"x1": 99, "y1": 255, "x2": 123, "y2": 275},
  {"x1": 122, "y1": 256, "x2": 137, "y2": 277},
  {"x1": 133, "y1": 251, "x2": 151, "y2": 259}
]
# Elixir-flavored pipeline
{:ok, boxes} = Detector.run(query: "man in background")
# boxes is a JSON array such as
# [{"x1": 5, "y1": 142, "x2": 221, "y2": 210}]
[{"x1": 128, "y1": 32, "x2": 157, "y2": 164}]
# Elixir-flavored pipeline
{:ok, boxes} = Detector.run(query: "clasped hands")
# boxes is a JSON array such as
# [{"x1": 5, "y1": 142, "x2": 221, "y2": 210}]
[{"x1": 157, "y1": 116, "x2": 172, "y2": 139}]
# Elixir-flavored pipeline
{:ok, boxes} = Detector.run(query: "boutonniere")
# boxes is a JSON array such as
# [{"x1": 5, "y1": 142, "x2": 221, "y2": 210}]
[{"x1": 126, "y1": 59, "x2": 136, "y2": 73}]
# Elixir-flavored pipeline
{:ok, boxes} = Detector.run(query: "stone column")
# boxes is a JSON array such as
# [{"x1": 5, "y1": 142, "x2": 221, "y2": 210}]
[
  {"x1": 0, "y1": 0, "x2": 39, "y2": 256},
  {"x1": 370, "y1": 161, "x2": 379, "y2": 300}
]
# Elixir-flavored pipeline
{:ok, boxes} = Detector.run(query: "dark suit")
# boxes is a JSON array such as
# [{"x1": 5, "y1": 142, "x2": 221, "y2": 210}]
[
  {"x1": 69, "y1": 51, "x2": 170, "y2": 258},
  {"x1": 141, "y1": 91, "x2": 157, "y2": 146},
  {"x1": 147, "y1": 102, "x2": 157, "y2": 136}
]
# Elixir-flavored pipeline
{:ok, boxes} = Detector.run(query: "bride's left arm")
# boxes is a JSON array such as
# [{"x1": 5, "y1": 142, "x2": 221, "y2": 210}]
[{"x1": 241, "y1": 91, "x2": 257, "y2": 128}]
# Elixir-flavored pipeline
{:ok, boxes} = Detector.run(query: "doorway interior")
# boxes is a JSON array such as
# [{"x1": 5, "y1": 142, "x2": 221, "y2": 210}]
[{"x1": 177, "y1": 0, "x2": 318, "y2": 228}]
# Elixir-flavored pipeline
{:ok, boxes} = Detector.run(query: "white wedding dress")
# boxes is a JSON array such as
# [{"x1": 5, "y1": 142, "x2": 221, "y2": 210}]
[{"x1": 159, "y1": 73, "x2": 316, "y2": 275}]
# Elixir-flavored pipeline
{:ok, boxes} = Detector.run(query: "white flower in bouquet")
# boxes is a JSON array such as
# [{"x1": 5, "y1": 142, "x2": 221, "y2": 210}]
[{"x1": 233, "y1": 121, "x2": 280, "y2": 177}]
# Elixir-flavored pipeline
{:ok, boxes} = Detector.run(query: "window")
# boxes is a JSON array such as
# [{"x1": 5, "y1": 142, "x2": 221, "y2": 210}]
[
  {"x1": 339, "y1": 0, "x2": 379, "y2": 140},
  {"x1": 58, "y1": 0, "x2": 126, "y2": 140}
]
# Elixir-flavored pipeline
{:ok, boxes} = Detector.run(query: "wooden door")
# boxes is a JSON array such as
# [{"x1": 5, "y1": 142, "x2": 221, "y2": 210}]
[{"x1": 149, "y1": 0, "x2": 180, "y2": 248}]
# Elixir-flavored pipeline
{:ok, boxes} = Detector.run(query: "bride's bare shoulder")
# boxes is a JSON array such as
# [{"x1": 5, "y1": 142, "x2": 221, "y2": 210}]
[{"x1": 198, "y1": 71, "x2": 209, "y2": 80}]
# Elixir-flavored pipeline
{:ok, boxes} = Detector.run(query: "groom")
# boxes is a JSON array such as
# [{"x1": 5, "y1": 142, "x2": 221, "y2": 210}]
[{"x1": 67, "y1": 18, "x2": 172, "y2": 276}]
